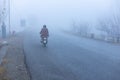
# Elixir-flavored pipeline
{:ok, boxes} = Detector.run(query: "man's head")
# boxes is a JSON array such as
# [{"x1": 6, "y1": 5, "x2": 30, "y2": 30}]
[{"x1": 43, "y1": 25, "x2": 46, "y2": 28}]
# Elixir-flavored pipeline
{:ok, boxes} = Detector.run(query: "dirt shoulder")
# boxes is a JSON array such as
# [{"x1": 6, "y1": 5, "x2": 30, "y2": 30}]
[{"x1": 0, "y1": 35, "x2": 30, "y2": 80}]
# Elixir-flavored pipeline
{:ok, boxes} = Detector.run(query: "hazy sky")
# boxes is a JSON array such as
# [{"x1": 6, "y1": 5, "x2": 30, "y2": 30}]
[{"x1": 10, "y1": 0, "x2": 117, "y2": 30}]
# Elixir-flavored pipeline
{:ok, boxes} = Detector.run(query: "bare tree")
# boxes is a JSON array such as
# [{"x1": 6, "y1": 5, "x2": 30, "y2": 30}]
[
  {"x1": 71, "y1": 21, "x2": 78, "y2": 33},
  {"x1": 77, "y1": 23, "x2": 90, "y2": 36},
  {"x1": 98, "y1": 15, "x2": 120, "y2": 42},
  {"x1": 71, "y1": 21, "x2": 90, "y2": 37}
]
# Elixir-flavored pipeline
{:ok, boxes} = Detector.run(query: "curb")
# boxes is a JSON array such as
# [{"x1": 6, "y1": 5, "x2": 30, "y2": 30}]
[
  {"x1": 23, "y1": 48, "x2": 32, "y2": 80},
  {"x1": 0, "y1": 41, "x2": 9, "y2": 65},
  {"x1": 0, "y1": 46, "x2": 8, "y2": 65},
  {"x1": 0, "y1": 43, "x2": 3, "y2": 48}
]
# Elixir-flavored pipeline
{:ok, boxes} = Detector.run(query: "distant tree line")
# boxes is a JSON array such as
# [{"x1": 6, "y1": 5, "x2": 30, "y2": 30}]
[
  {"x1": 98, "y1": 15, "x2": 120, "y2": 42},
  {"x1": 71, "y1": 15, "x2": 120, "y2": 43},
  {"x1": 70, "y1": 1, "x2": 120, "y2": 43},
  {"x1": 98, "y1": 1, "x2": 120, "y2": 43},
  {"x1": 72, "y1": 21, "x2": 91, "y2": 37}
]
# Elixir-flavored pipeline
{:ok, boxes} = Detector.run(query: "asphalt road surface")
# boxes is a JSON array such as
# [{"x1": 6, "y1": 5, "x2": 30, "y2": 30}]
[{"x1": 24, "y1": 29, "x2": 120, "y2": 80}]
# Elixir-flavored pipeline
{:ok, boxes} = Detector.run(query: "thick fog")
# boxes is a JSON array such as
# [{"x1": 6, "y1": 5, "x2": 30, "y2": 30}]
[{"x1": 10, "y1": 0, "x2": 119, "y2": 31}]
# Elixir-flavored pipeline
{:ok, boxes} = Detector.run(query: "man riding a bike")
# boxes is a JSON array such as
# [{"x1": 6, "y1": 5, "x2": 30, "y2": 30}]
[{"x1": 40, "y1": 25, "x2": 49, "y2": 43}]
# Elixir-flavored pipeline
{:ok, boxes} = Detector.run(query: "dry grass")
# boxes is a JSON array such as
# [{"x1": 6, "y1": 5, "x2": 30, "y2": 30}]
[
  {"x1": 0, "y1": 66, "x2": 9, "y2": 80},
  {"x1": 0, "y1": 59, "x2": 10, "y2": 80},
  {"x1": 0, "y1": 66, "x2": 6, "y2": 75}
]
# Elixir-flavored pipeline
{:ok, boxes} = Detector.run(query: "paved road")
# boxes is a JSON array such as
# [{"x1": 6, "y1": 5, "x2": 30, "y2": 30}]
[{"x1": 24, "y1": 29, "x2": 120, "y2": 80}]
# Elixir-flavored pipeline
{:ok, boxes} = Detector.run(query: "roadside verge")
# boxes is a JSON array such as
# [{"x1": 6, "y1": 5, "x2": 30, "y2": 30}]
[{"x1": 0, "y1": 35, "x2": 30, "y2": 80}]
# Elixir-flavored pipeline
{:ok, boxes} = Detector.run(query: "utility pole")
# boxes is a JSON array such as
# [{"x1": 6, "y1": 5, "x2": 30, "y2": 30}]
[
  {"x1": 8, "y1": 0, "x2": 11, "y2": 35},
  {"x1": 2, "y1": 8, "x2": 5, "y2": 21}
]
